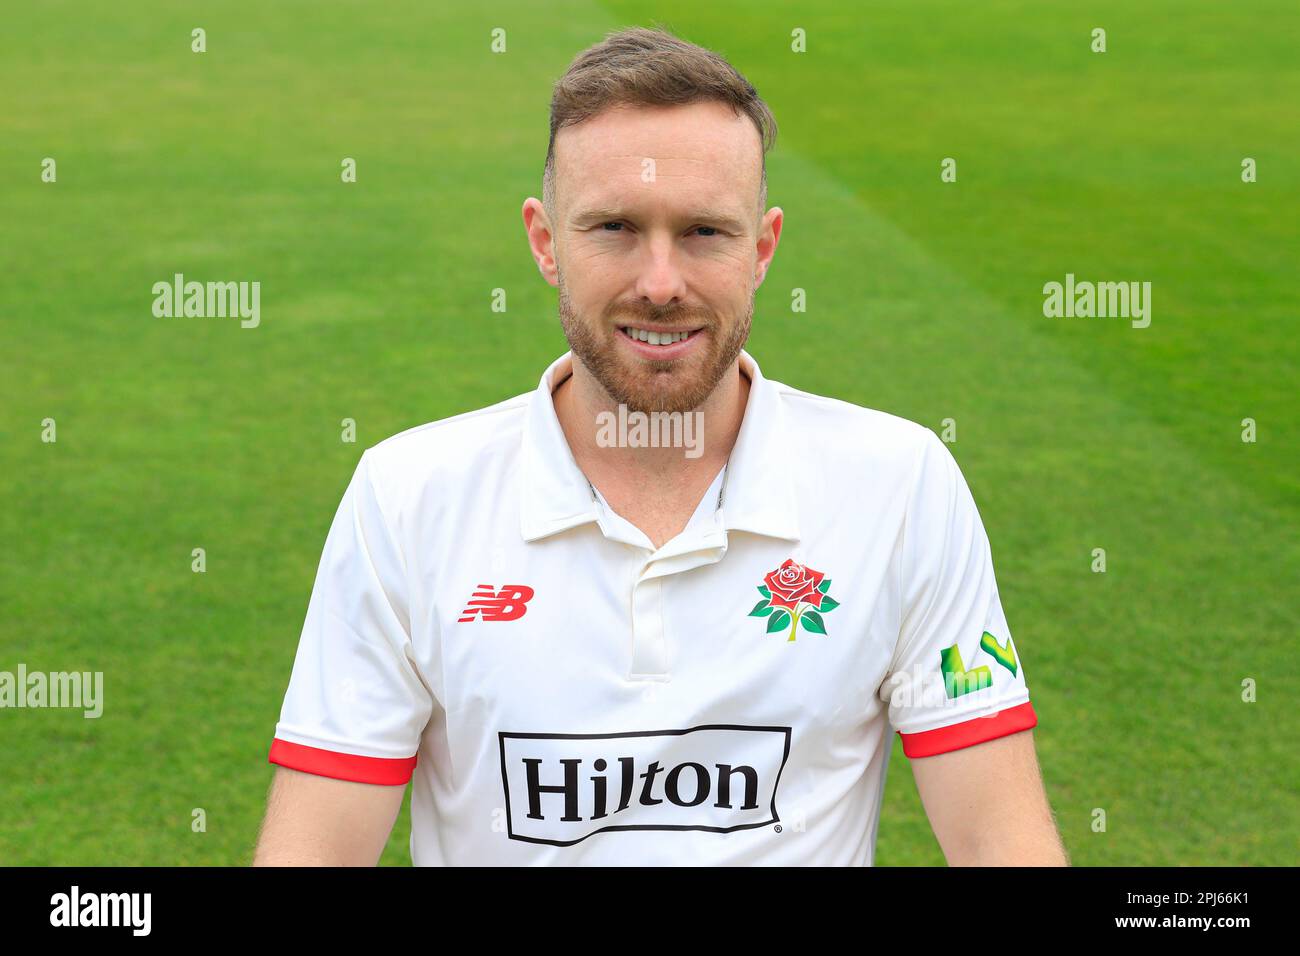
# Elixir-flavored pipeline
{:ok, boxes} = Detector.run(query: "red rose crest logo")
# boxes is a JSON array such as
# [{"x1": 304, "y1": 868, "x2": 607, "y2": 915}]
[{"x1": 748, "y1": 558, "x2": 841, "y2": 641}]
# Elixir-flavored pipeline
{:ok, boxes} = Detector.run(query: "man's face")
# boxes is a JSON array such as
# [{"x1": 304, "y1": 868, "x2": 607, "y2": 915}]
[{"x1": 542, "y1": 100, "x2": 779, "y2": 414}]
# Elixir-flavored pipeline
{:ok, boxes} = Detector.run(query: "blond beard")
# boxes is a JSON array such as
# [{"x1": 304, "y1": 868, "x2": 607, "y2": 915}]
[{"x1": 557, "y1": 279, "x2": 753, "y2": 415}]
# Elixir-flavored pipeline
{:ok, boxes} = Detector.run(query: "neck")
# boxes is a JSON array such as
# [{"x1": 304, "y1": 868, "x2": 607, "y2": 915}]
[{"x1": 553, "y1": 356, "x2": 750, "y2": 483}]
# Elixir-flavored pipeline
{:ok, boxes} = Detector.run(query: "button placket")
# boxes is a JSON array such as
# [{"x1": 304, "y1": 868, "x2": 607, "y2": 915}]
[
  {"x1": 626, "y1": 532, "x2": 729, "y2": 681},
  {"x1": 628, "y1": 570, "x2": 667, "y2": 679},
  {"x1": 588, "y1": 466, "x2": 731, "y2": 683}
]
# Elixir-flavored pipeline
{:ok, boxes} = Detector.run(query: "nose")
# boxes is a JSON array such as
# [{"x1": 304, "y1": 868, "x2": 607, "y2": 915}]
[{"x1": 633, "y1": 232, "x2": 688, "y2": 307}]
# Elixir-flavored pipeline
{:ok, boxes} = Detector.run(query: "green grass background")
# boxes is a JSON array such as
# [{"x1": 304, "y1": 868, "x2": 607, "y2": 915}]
[{"x1": 1, "y1": 0, "x2": 1295, "y2": 865}]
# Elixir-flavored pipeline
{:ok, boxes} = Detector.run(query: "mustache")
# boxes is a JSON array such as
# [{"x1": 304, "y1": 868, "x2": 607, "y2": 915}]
[{"x1": 606, "y1": 303, "x2": 714, "y2": 327}]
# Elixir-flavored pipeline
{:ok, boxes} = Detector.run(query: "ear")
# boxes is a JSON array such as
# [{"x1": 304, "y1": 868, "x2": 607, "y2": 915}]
[
  {"x1": 522, "y1": 198, "x2": 559, "y2": 288},
  {"x1": 754, "y1": 206, "x2": 783, "y2": 289}
]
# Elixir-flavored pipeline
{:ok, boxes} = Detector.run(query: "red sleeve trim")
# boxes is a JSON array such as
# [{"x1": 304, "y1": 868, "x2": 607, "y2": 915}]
[
  {"x1": 268, "y1": 738, "x2": 417, "y2": 785},
  {"x1": 899, "y1": 701, "x2": 1037, "y2": 758}
]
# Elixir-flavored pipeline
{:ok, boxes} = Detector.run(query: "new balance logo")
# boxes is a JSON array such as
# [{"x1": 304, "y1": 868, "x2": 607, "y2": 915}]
[{"x1": 458, "y1": 584, "x2": 535, "y2": 622}]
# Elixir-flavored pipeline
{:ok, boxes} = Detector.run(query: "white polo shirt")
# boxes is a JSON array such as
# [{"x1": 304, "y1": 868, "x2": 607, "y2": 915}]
[{"x1": 269, "y1": 348, "x2": 1037, "y2": 865}]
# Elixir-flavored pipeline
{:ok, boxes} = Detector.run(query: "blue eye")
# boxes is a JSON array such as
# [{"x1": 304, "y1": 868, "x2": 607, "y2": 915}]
[
  {"x1": 694, "y1": 226, "x2": 718, "y2": 237},
  {"x1": 602, "y1": 222, "x2": 624, "y2": 231}
]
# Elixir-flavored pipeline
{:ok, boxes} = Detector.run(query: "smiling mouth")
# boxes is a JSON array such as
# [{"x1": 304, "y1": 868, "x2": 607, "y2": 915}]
[{"x1": 618, "y1": 326, "x2": 704, "y2": 346}]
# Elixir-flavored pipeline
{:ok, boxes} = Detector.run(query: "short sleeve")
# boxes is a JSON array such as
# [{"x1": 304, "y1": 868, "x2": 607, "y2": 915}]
[
  {"x1": 878, "y1": 429, "x2": 1036, "y2": 758},
  {"x1": 268, "y1": 450, "x2": 433, "y2": 785}
]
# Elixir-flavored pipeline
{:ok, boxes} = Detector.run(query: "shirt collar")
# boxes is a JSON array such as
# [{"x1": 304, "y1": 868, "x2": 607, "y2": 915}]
[{"x1": 519, "y1": 348, "x2": 799, "y2": 544}]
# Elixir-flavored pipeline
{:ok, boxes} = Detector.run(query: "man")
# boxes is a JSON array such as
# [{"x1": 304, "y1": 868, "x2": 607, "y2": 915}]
[{"x1": 254, "y1": 27, "x2": 1067, "y2": 866}]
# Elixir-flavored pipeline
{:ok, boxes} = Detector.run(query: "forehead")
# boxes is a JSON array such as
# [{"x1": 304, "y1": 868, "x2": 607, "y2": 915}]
[{"x1": 553, "y1": 100, "x2": 762, "y2": 220}]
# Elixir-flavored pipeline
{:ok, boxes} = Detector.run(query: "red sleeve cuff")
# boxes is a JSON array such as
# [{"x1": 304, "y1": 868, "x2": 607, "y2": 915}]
[
  {"x1": 898, "y1": 701, "x2": 1037, "y2": 758},
  {"x1": 268, "y1": 738, "x2": 417, "y2": 785}
]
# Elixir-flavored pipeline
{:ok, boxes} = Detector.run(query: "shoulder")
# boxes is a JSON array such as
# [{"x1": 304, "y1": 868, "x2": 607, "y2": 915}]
[
  {"x1": 768, "y1": 376, "x2": 937, "y2": 483},
  {"x1": 358, "y1": 389, "x2": 532, "y2": 508}
]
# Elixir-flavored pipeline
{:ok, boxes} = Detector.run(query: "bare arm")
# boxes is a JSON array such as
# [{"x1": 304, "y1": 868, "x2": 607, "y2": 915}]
[
  {"x1": 910, "y1": 729, "x2": 1068, "y2": 866},
  {"x1": 252, "y1": 766, "x2": 407, "y2": 866}
]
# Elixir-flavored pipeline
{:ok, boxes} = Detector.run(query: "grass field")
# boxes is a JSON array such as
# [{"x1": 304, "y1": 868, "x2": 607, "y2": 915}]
[{"x1": 1, "y1": 0, "x2": 1296, "y2": 865}]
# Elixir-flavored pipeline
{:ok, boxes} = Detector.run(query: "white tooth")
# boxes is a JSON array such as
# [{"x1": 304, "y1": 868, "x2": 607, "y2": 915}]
[
  {"x1": 648, "y1": 331, "x2": 662, "y2": 345},
  {"x1": 637, "y1": 329, "x2": 649, "y2": 342}
]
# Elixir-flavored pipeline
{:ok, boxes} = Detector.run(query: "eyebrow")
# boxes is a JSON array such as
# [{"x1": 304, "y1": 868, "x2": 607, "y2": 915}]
[{"x1": 571, "y1": 205, "x2": 749, "y2": 233}]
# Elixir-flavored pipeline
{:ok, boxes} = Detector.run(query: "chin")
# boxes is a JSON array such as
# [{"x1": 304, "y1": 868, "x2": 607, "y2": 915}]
[{"x1": 618, "y1": 367, "x2": 715, "y2": 415}]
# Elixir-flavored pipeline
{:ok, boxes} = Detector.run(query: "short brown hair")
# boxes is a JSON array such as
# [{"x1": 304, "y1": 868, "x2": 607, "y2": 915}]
[{"x1": 542, "y1": 26, "x2": 777, "y2": 218}]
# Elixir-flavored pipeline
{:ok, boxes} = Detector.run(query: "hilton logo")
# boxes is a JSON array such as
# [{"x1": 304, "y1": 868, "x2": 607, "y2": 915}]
[{"x1": 498, "y1": 725, "x2": 792, "y2": 846}]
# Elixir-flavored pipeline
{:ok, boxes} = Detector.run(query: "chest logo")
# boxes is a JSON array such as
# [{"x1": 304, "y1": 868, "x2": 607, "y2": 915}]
[
  {"x1": 458, "y1": 584, "x2": 535, "y2": 622},
  {"x1": 748, "y1": 558, "x2": 841, "y2": 641}
]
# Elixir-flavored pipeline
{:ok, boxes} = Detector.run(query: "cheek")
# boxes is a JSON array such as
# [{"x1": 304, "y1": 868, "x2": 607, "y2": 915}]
[
  {"x1": 563, "y1": 261, "x2": 621, "y2": 313},
  {"x1": 691, "y1": 258, "x2": 753, "y2": 306}
]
